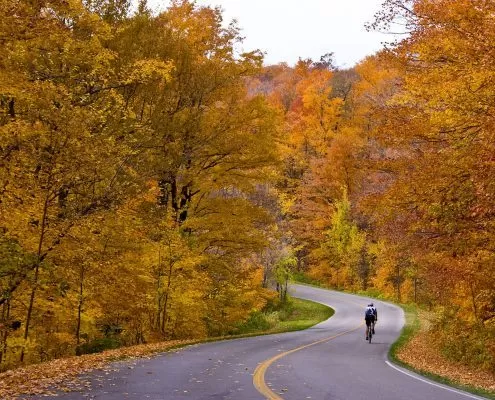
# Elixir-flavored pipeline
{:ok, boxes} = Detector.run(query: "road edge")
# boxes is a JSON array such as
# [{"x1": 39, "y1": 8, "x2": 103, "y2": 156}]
[
  {"x1": 386, "y1": 303, "x2": 495, "y2": 400},
  {"x1": 292, "y1": 280, "x2": 494, "y2": 399}
]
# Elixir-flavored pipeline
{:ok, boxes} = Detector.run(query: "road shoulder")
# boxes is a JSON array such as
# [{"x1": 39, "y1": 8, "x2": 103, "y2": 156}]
[{"x1": 389, "y1": 305, "x2": 495, "y2": 400}]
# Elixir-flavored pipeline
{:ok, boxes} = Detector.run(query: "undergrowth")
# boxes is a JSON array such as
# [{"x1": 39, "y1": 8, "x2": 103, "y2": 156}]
[{"x1": 235, "y1": 296, "x2": 334, "y2": 335}]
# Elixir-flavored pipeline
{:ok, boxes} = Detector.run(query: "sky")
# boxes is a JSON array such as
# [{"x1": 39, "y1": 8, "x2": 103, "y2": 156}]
[{"x1": 150, "y1": 1, "x2": 392, "y2": 68}]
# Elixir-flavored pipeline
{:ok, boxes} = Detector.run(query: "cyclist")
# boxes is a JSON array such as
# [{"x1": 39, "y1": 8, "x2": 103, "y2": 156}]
[
  {"x1": 369, "y1": 303, "x2": 377, "y2": 333},
  {"x1": 364, "y1": 303, "x2": 377, "y2": 340}
]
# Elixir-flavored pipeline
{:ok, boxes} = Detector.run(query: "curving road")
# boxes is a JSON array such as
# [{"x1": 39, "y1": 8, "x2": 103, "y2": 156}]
[{"x1": 42, "y1": 284, "x2": 488, "y2": 399}]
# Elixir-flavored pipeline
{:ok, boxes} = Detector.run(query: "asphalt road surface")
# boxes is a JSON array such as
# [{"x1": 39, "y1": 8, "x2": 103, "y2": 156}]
[{"x1": 38, "y1": 284, "x2": 488, "y2": 400}]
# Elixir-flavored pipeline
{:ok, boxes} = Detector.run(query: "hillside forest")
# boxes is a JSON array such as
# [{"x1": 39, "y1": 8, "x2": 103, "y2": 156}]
[{"x1": 0, "y1": 0, "x2": 493, "y2": 373}]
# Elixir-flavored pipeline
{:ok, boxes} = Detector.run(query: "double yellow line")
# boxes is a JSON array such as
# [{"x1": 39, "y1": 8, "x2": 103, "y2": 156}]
[{"x1": 252, "y1": 323, "x2": 364, "y2": 399}]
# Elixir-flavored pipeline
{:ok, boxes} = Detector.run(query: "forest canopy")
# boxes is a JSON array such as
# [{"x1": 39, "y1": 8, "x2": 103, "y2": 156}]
[{"x1": 0, "y1": 0, "x2": 493, "y2": 373}]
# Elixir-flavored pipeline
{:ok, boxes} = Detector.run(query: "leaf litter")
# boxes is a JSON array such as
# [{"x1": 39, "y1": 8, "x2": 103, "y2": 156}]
[
  {"x1": 397, "y1": 311, "x2": 495, "y2": 394},
  {"x1": 0, "y1": 339, "x2": 196, "y2": 399}
]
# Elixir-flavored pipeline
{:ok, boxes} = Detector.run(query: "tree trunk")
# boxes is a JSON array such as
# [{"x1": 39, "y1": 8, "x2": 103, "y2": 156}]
[
  {"x1": 155, "y1": 279, "x2": 162, "y2": 330},
  {"x1": 284, "y1": 275, "x2": 289, "y2": 301},
  {"x1": 21, "y1": 190, "x2": 50, "y2": 362},
  {"x1": 160, "y1": 261, "x2": 174, "y2": 334},
  {"x1": 154, "y1": 252, "x2": 163, "y2": 330},
  {"x1": 76, "y1": 264, "x2": 85, "y2": 344},
  {"x1": 414, "y1": 277, "x2": 418, "y2": 304},
  {"x1": 396, "y1": 265, "x2": 401, "y2": 303},
  {"x1": 8, "y1": 98, "x2": 15, "y2": 119},
  {"x1": 262, "y1": 268, "x2": 268, "y2": 288},
  {"x1": 0, "y1": 300, "x2": 10, "y2": 365},
  {"x1": 469, "y1": 280, "x2": 480, "y2": 325}
]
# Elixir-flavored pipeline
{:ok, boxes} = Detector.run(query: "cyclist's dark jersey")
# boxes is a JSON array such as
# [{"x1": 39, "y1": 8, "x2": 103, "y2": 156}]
[{"x1": 364, "y1": 307, "x2": 376, "y2": 325}]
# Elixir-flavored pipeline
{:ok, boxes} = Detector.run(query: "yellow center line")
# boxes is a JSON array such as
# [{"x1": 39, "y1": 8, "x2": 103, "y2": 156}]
[{"x1": 252, "y1": 322, "x2": 364, "y2": 399}]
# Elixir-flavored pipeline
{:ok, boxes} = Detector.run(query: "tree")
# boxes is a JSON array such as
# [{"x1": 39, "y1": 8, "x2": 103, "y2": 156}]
[
  {"x1": 311, "y1": 189, "x2": 368, "y2": 290},
  {"x1": 0, "y1": 0, "x2": 173, "y2": 364},
  {"x1": 360, "y1": 0, "x2": 495, "y2": 370},
  {"x1": 274, "y1": 255, "x2": 297, "y2": 302}
]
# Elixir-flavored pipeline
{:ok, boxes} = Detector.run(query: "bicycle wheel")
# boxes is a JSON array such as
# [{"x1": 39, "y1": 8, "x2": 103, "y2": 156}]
[{"x1": 368, "y1": 326, "x2": 372, "y2": 343}]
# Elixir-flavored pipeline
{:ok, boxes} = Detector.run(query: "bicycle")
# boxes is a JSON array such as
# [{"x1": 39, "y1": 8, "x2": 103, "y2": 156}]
[{"x1": 366, "y1": 323, "x2": 373, "y2": 343}]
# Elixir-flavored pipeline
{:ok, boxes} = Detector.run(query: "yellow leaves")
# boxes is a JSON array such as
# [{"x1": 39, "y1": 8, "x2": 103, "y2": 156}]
[
  {"x1": 299, "y1": 70, "x2": 333, "y2": 110},
  {"x1": 124, "y1": 59, "x2": 174, "y2": 85},
  {"x1": 278, "y1": 192, "x2": 295, "y2": 216},
  {"x1": 0, "y1": 0, "x2": 344, "y2": 376},
  {"x1": 290, "y1": 69, "x2": 342, "y2": 156}
]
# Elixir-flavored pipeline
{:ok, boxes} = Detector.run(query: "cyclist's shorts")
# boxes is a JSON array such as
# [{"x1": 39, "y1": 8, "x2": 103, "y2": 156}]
[{"x1": 365, "y1": 316, "x2": 374, "y2": 326}]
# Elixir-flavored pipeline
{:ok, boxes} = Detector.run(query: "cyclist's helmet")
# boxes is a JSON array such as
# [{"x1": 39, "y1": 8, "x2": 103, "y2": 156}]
[{"x1": 368, "y1": 303, "x2": 374, "y2": 307}]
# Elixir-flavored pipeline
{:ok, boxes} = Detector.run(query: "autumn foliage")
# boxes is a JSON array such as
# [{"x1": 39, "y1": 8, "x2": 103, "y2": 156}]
[
  {"x1": 261, "y1": 0, "x2": 495, "y2": 372},
  {"x1": 0, "y1": 0, "x2": 278, "y2": 370},
  {"x1": 0, "y1": 0, "x2": 494, "y2": 376}
]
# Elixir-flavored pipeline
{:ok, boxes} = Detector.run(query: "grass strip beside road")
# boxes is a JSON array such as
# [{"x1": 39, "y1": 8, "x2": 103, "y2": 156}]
[
  {"x1": 388, "y1": 304, "x2": 419, "y2": 367},
  {"x1": 235, "y1": 297, "x2": 334, "y2": 336}
]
